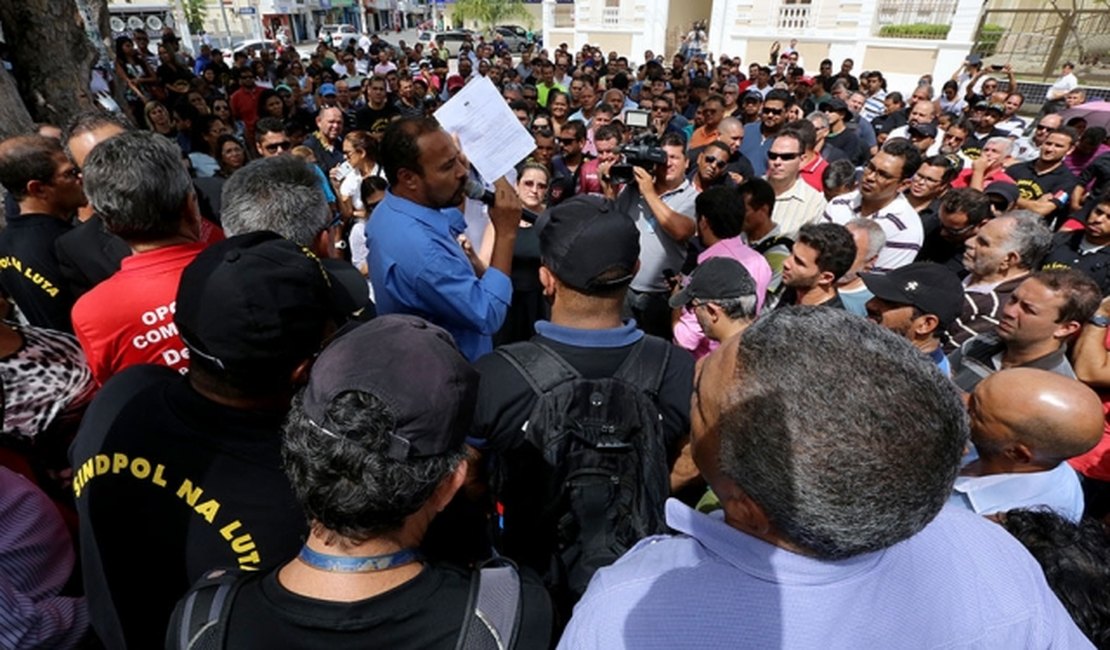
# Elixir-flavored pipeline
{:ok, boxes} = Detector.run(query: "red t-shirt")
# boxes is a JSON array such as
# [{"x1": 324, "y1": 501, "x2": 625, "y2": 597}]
[
  {"x1": 1070, "y1": 328, "x2": 1110, "y2": 481},
  {"x1": 949, "y1": 167, "x2": 1016, "y2": 189},
  {"x1": 71, "y1": 242, "x2": 207, "y2": 386},
  {"x1": 230, "y1": 86, "x2": 263, "y2": 137}
]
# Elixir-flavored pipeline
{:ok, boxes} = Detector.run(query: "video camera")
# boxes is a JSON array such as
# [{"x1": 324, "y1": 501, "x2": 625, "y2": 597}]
[{"x1": 609, "y1": 132, "x2": 667, "y2": 185}]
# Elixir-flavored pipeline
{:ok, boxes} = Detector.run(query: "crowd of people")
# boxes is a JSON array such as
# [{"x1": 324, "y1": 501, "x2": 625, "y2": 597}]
[{"x1": 1, "y1": 20, "x2": 1110, "y2": 649}]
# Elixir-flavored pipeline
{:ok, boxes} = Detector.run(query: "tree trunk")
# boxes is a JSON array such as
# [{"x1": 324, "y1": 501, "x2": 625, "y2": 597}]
[
  {"x1": 0, "y1": 0, "x2": 111, "y2": 127},
  {"x1": 0, "y1": 64, "x2": 33, "y2": 139}
]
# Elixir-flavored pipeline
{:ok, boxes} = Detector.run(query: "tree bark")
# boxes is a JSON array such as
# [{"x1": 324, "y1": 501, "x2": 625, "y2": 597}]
[
  {"x1": 0, "y1": 63, "x2": 33, "y2": 139},
  {"x1": 0, "y1": 0, "x2": 109, "y2": 127}
]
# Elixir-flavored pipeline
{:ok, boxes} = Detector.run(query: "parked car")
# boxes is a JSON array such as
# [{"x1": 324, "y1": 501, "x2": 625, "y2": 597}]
[
  {"x1": 495, "y1": 25, "x2": 531, "y2": 51},
  {"x1": 319, "y1": 23, "x2": 358, "y2": 49},
  {"x1": 231, "y1": 39, "x2": 278, "y2": 57},
  {"x1": 435, "y1": 30, "x2": 473, "y2": 59}
]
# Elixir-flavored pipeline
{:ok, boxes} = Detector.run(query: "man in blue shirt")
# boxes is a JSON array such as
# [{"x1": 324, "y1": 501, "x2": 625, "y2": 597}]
[
  {"x1": 558, "y1": 308, "x2": 1091, "y2": 649},
  {"x1": 740, "y1": 88, "x2": 791, "y2": 177},
  {"x1": 366, "y1": 117, "x2": 521, "y2": 360}
]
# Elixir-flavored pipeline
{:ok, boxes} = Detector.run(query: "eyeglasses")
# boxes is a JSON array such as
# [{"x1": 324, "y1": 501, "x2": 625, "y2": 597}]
[
  {"x1": 58, "y1": 167, "x2": 82, "y2": 180},
  {"x1": 767, "y1": 151, "x2": 800, "y2": 161},
  {"x1": 864, "y1": 161, "x2": 898, "y2": 181},
  {"x1": 940, "y1": 222, "x2": 977, "y2": 236},
  {"x1": 558, "y1": 137, "x2": 578, "y2": 145},
  {"x1": 652, "y1": 105, "x2": 670, "y2": 112},
  {"x1": 703, "y1": 155, "x2": 728, "y2": 168},
  {"x1": 523, "y1": 95, "x2": 538, "y2": 101},
  {"x1": 1034, "y1": 124, "x2": 1052, "y2": 132},
  {"x1": 762, "y1": 107, "x2": 784, "y2": 116},
  {"x1": 914, "y1": 173, "x2": 944, "y2": 185},
  {"x1": 263, "y1": 141, "x2": 292, "y2": 153},
  {"x1": 522, "y1": 180, "x2": 548, "y2": 189}
]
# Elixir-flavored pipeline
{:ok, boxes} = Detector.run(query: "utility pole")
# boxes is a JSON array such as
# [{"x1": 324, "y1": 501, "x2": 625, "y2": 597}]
[{"x1": 219, "y1": 0, "x2": 234, "y2": 47}]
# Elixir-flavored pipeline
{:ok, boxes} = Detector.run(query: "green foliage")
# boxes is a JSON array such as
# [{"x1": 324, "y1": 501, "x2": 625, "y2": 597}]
[
  {"x1": 974, "y1": 24, "x2": 1006, "y2": 57},
  {"x1": 877, "y1": 23, "x2": 951, "y2": 39},
  {"x1": 183, "y1": 0, "x2": 207, "y2": 33},
  {"x1": 451, "y1": 0, "x2": 530, "y2": 31}
]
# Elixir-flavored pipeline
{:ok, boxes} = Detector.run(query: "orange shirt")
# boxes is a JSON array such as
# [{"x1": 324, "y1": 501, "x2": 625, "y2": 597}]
[{"x1": 688, "y1": 125, "x2": 720, "y2": 150}]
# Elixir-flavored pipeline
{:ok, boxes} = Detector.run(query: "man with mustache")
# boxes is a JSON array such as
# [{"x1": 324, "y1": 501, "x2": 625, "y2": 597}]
[{"x1": 365, "y1": 118, "x2": 522, "y2": 361}]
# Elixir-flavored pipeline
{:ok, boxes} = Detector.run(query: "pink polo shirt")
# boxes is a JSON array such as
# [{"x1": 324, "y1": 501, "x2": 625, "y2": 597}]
[{"x1": 673, "y1": 237, "x2": 773, "y2": 359}]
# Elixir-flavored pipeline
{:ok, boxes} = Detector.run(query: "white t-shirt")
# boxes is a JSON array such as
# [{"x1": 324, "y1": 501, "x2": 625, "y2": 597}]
[
  {"x1": 1047, "y1": 72, "x2": 1078, "y2": 101},
  {"x1": 339, "y1": 166, "x2": 382, "y2": 213}
]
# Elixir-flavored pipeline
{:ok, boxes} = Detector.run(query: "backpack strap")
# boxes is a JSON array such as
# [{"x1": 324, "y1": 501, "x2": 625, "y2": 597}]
[
  {"x1": 455, "y1": 558, "x2": 524, "y2": 650},
  {"x1": 613, "y1": 336, "x2": 673, "y2": 401},
  {"x1": 752, "y1": 234, "x2": 794, "y2": 255},
  {"x1": 173, "y1": 568, "x2": 245, "y2": 650},
  {"x1": 495, "y1": 341, "x2": 581, "y2": 396}
]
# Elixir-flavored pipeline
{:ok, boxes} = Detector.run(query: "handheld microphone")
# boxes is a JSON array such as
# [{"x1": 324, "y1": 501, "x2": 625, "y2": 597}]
[{"x1": 463, "y1": 178, "x2": 540, "y2": 224}]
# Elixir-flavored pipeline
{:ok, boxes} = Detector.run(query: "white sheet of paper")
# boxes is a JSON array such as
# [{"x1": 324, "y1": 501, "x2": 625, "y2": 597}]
[{"x1": 434, "y1": 76, "x2": 536, "y2": 183}]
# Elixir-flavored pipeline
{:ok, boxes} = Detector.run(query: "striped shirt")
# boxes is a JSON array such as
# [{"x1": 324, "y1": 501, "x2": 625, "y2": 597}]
[
  {"x1": 823, "y1": 191, "x2": 923, "y2": 272},
  {"x1": 772, "y1": 177, "x2": 827, "y2": 239},
  {"x1": 0, "y1": 468, "x2": 89, "y2": 649},
  {"x1": 861, "y1": 89, "x2": 887, "y2": 123}
]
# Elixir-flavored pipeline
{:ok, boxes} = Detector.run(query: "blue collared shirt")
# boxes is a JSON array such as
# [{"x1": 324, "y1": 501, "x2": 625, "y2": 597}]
[
  {"x1": 949, "y1": 462, "x2": 1085, "y2": 522},
  {"x1": 557, "y1": 499, "x2": 1090, "y2": 649},
  {"x1": 366, "y1": 191, "x2": 512, "y2": 361}
]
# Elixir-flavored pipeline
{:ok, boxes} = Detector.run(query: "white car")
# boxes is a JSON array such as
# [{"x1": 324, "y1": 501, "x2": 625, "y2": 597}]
[{"x1": 320, "y1": 24, "x2": 358, "y2": 49}]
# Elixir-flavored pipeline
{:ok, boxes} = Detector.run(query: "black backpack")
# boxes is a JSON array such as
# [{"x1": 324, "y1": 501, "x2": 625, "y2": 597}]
[
  {"x1": 170, "y1": 558, "x2": 523, "y2": 650},
  {"x1": 493, "y1": 336, "x2": 672, "y2": 600}
]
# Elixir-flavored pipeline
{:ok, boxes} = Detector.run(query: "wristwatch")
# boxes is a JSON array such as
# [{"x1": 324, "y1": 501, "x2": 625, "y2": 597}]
[{"x1": 1089, "y1": 315, "x2": 1110, "y2": 328}]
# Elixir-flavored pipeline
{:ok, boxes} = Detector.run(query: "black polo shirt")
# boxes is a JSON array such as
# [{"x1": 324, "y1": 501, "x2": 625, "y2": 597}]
[
  {"x1": 1042, "y1": 230, "x2": 1110, "y2": 295},
  {"x1": 1005, "y1": 160, "x2": 1079, "y2": 228},
  {"x1": 0, "y1": 213, "x2": 75, "y2": 332},
  {"x1": 70, "y1": 365, "x2": 306, "y2": 650}
]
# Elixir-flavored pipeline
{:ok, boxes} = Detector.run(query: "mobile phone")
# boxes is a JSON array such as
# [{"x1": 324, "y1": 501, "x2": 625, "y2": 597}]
[
  {"x1": 335, "y1": 161, "x2": 354, "y2": 179},
  {"x1": 990, "y1": 64, "x2": 1003, "y2": 71}
]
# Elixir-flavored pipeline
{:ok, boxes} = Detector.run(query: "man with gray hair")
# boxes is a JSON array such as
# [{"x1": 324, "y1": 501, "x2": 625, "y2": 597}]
[
  {"x1": 558, "y1": 307, "x2": 1089, "y2": 648},
  {"x1": 668, "y1": 257, "x2": 758, "y2": 343},
  {"x1": 221, "y1": 155, "x2": 370, "y2": 309},
  {"x1": 70, "y1": 131, "x2": 207, "y2": 385},
  {"x1": 950, "y1": 136, "x2": 1014, "y2": 190},
  {"x1": 945, "y1": 210, "x2": 1052, "y2": 352},
  {"x1": 837, "y1": 217, "x2": 886, "y2": 316},
  {"x1": 222, "y1": 156, "x2": 330, "y2": 249}
]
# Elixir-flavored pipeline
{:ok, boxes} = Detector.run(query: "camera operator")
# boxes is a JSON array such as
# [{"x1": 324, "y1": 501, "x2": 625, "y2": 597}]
[{"x1": 616, "y1": 132, "x2": 698, "y2": 338}]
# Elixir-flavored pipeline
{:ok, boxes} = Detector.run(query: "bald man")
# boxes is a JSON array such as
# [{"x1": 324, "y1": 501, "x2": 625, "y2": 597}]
[{"x1": 951, "y1": 368, "x2": 1104, "y2": 521}]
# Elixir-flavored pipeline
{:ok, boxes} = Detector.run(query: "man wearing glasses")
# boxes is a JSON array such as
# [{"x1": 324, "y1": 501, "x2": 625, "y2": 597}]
[
  {"x1": 1012, "y1": 114, "x2": 1062, "y2": 163},
  {"x1": 916, "y1": 186, "x2": 992, "y2": 275},
  {"x1": 823, "y1": 139, "x2": 925, "y2": 272},
  {"x1": 0, "y1": 135, "x2": 87, "y2": 331},
  {"x1": 690, "y1": 142, "x2": 732, "y2": 193},
  {"x1": 650, "y1": 97, "x2": 688, "y2": 138},
  {"x1": 766, "y1": 129, "x2": 827, "y2": 238},
  {"x1": 230, "y1": 68, "x2": 262, "y2": 147},
  {"x1": 688, "y1": 95, "x2": 727, "y2": 150},
  {"x1": 740, "y1": 89, "x2": 792, "y2": 177}
]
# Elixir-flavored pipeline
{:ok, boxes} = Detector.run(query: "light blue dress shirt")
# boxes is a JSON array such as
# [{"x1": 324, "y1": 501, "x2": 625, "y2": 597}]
[
  {"x1": 558, "y1": 499, "x2": 1091, "y2": 649},
  {"x1": 366, "y1": 191, "x2": 512, "y2": 361}
]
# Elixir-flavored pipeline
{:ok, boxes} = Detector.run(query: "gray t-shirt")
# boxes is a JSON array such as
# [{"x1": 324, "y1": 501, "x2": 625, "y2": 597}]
[{"x1": 620, "y1": 180, "x2": 698, "y2": 292}]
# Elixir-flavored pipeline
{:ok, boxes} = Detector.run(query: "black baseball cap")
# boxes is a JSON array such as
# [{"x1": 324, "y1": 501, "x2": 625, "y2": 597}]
[
  {"x1": 860, "y1": 262, "x2": 964, "y2": 327},
  {"x1": 984, "y1": 181, "x2": 1019, "y2": 210},
  {"x1": 175, "y1": 231, "x2": 363, "y2": 374},
  {"x1": 823, "y1": 97, "x2": 850, "y2": 115},
  {"x1": 301, "y1": 315, "x2": 478, "y2": 461},
  {"x1": 909, "y1": 122, "x2": 938, "y2": 138},
  {"x1": 669, "y1": 257, "x2": 756, "y2": 308},
  {"x1": 537, "y1": 195, "x2": 640, "y2": 294},
  {"x1": 742, "y1": 89, "x2": 763, "y2": 102}
]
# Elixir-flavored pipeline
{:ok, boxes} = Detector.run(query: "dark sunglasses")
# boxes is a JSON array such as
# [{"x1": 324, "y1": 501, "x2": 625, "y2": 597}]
[
  {"x1": 703, "y1": 155, "x2": 728, "y2": 168},
  {"x1": 762, "y1": 107, "x2": 784, "y2": 116},
  {"x1": 263, "y1": 141, "x2": 292, "y2": 153},
  {"x1": 558, "y1": 137, "x2": 578, "y2": 145},
  {"x1": 767, "y1": 151, "x2": 800, "y2": 161}
]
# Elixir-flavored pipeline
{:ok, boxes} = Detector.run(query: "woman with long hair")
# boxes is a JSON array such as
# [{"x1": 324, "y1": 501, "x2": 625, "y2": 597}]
[
  {"x1": 144, "y1": 100, "x2": 175, "y2": 137},
  {"x1": 256, "y1": 88, "x2": 288, "y2": 123},
  {"x1": 115, "y1": 36, "x2": 157, "y2": 124},
  {"x1": 337, "y1": 130, "x2": 382, "y2": 220},
  {"x1": 215, "y1": 135, "x2": 247, "y2": 178},
  {"x1": 156, "y1": 44, "x2": 193, "y2": 100},
  {"x1": 548, "y1": 90, "x2": 571, "y2": 135},
  {"x1": 188, "y1": 114, "x2": 230, "y2": 177},
  {"x1": 479, "y1": 163, "x2": 552, "y2": 344}
]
